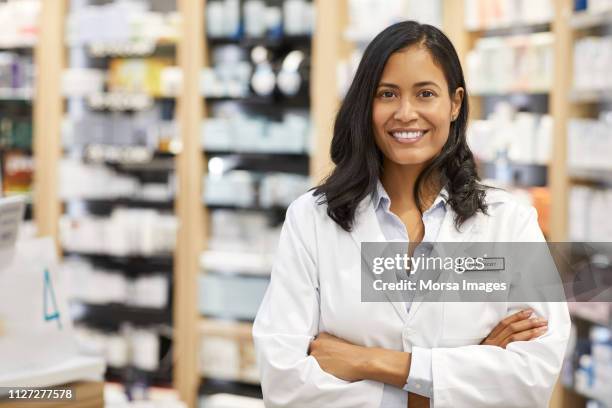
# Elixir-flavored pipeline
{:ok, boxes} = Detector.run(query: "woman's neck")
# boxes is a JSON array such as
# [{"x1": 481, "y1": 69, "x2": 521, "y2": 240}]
[{"x1": 380, "y1": 161, "x2": 440, "y2": 211}]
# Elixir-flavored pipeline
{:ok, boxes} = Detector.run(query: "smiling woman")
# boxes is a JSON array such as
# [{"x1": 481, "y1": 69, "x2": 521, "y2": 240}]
[
  {"x1": 313, "y1": 22, "x2": 488, "y2": 236},
  {"x1": 253, "y1": 20, "x2": 569, "y2": 408}
]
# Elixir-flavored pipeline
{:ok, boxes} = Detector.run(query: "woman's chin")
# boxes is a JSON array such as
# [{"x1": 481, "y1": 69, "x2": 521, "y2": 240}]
[{"x1": 386, "y1": 154, "x2": 434, "y2": 167}]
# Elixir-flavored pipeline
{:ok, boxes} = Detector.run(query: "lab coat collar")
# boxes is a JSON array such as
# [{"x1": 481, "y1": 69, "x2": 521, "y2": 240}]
[
  {"x1": 351, "y1": 187, "x2": 505, "y2": 324},
  {"x1": 371, "y1": 180, "x2": 449, "y2": 214}
]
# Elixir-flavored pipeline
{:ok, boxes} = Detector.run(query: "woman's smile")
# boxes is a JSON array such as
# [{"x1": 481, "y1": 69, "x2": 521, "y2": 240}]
[{"x1": 388, "y1": 128, "x2": 429, "y2": 144}]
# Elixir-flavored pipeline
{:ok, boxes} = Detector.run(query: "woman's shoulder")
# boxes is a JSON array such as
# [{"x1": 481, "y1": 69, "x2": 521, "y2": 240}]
[
  {"x1": 483, "y1": 187, "x2": 537, "y2": 219},
  {"x1": 286, "y1": 190, "x2": 329, "y2": 220}
]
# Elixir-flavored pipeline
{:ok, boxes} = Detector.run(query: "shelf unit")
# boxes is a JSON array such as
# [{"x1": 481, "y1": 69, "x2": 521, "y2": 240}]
[
  {"x1": 25, "y1": 0, "x2": 611, "y2": 407},
  {"x1": 447, "y1": 3, "x2": 556, "y2": 235},
  {"x1": 0, "y1": 2, "x2": 39, "y2": 220},
  {"x1": 30, "y1": 0, "x2": 183, "y2": 398},
  {"x1": 198, "y1": 0, "x2": 319, "y2": 404},
  {"x1": 559, "y1": 2, "x2": 612, "y2": 407}
]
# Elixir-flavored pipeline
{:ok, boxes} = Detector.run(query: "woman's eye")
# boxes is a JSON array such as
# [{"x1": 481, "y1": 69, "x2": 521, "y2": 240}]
[
  {"x1": 378, "y1": 90, "x2": 396, "y2": 99},
  {"x1": 419, "y1": 90, "x2": 435, "y2": 98}
]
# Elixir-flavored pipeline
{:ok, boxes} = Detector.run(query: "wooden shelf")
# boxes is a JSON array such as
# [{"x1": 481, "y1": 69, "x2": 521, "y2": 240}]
[
  {"x1": 208, "y1": 34, "x2": 311, "y2": 49},
  {"x1": 204, "y1": 92, "x2": 310, "y2": 109},
  {"x1": 106, "y1": 366, "x2": 173, "y2": 388},
  {"x1": 0, "y1": 88, "x2": 34, "y2": 101},
  {"x1": 200, "y1": 318, "x2": 253, "y2": 339},
  {"x1": 199, "y1": 378, "x2": 262, "y2": 400},
  {"x1": 568, "y1": 167, "x2": 612, "y2": 184},
  {"x1": 471, "y1": 88, "x2": 550, "y2": 96},
  {"x1": 63, "y1": 251, "x2": 174, "y2": 273},
  {"x1": 204, "y1": 151, "x2": 310, "y2": 174},
  {"x1": 201, "y1": 251, "x2": 273, "y2": 277},
  {"x1": 75, "y1": 302, "x2": 172, "y2": 330},
  {"x1": 0, "y1": 41, "x2": 36, "y2": 50},
  {"x1": 65, "y1": 198, "x2": 175, "y2": 216},
  {"x1": 570, "y1": 88, "x2": 612, "y2": 103},
  {"x1": 466, "y1": 22, "x2": 552, "y2": 36},
  {"x1": 570, "y1": 9, "x2": 612, "y2": 29},
  {"x1": 478, "y1": 161, "x2": 548, "y2": 187},
  {"x1": 86, "y1": 39, "x2": 177, "y2": 57},
  {"x1": 569, "y1": 303, "x2": 611, "y2": 327}
]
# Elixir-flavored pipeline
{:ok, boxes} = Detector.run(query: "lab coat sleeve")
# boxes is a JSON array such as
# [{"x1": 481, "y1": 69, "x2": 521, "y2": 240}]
[
  {"x1": 404, "y1": 346, "x2": 433, "y2": 397},
  {"x1": 253, "y1": 200, "x2": 382, "y2": 408},
  {"x1": 430, "y1": 206, "x2": 571, "y2": 408}
]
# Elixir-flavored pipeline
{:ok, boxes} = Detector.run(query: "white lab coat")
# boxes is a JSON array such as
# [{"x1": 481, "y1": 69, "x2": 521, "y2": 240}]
[{"x1": 253, "y1": 188, "x2": 570, "y2": 408}]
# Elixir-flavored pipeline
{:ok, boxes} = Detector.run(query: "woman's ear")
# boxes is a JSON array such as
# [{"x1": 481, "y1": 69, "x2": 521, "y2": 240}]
[{"x1": 451, "y1": 87, "x2": 464, "y2": 121}]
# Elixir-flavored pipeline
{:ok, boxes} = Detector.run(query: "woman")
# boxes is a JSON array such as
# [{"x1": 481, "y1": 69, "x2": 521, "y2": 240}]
[{"x1": 253, "y1": 21, "x2": 569, "y2": 407}]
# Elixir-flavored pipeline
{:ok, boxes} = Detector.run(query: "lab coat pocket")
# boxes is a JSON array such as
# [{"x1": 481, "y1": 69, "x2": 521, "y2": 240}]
[{"x1": 440, "y1": 302, "x2": 503, "y2": 343}]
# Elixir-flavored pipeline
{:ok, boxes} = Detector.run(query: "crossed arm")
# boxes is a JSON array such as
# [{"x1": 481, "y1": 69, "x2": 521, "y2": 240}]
[{"x1": 308, "y1": 309, "x2": 548, "y2": 406}]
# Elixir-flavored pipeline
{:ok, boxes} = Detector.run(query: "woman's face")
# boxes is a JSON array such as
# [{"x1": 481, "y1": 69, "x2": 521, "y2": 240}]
[{"x1": 372, "y1": 45, "x2": 464, "y2": 170}]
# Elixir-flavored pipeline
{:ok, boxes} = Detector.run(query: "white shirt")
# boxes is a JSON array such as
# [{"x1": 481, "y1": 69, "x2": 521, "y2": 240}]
[{"x1": 373, "y1": 181, "x2": 446, "y2": 407}]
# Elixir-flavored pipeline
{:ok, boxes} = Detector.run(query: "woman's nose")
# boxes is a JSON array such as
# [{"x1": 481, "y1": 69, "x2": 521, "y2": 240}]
[{"x1": 393, "y1": 99, "x2": 419, "y2": 122}]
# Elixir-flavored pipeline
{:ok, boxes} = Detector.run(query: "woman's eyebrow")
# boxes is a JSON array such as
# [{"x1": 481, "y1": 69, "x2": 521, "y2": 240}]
[
  {"x1": 377, "y1": 82, "x2": 400, "y2": 89},
  {"x1": 377, "y1": 81, "x2": 441, "y2": 90},
  {"x1": 412, "y1": 81, "x2": 441, "y2": 89}
]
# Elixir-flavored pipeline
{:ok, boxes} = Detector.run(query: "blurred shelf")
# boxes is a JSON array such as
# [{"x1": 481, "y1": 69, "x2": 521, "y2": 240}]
[
  {"x1": 106, "y1": 366, "x2": 173, "y2": 388},
  {"x1": 63, "y1": 251, "x2": 173, "y2": 273},
  {"x1": 76, "y1": 302, "x2": 172, "y2": 328},
  {"x1": 201, "y1": 251, "x2": 273, "y2": 277},
  {"x1": 570, "y1": 88, "x2": 612, "y2": 103},
  {"x1": 569, "y1": 303, "x2": 611, "y2": 327},
  {"x1": 0, "y1": 88, "x2": 34, "y2": 101},
  {"x1": 471, "y1": 88, "x2": 550, "y2": 96},
  {"x1": 0, "y1": 146, "x2": 33, "y2": 155},
  {"x1": 64, "y1": 251, "x2": 173, "y2": 266},
  {"x1": 568, "y1": 167, "x2": 612, "y2": 184},
  {"x1": 200, "y1": 313, "x2": 256, "y2": 325},
  {"x1": 204, "y1": 151, "x2": 309, "y2": 174},
  {"x1": 206, "y1": 203, "x2": 287, "y2": 214},
  {"x1": 200, "y1": 318, "x2": 253, "y2": 339},
  {"x1": 82, "y1": 146, "x2": 177, "y2": 166},
  {"x1": 204, "y1": 93, "x2": 310, "y2": 109},
  {"x1": 204, "y1": 150, "x2": 308, "y2": 157},
  {"x1": 85, "y1": 92, "x2": 176, "y2": 111},
  {"x1": 65, "y1": 198, "x2": 175, "y2": 216},
  {"x1": 563, "y1": 383, "x2": 612, "y2": 406},
  {"x1": 86, "y1": 39, "x2": 177, "y2": 57},
  {"x1": 570, "y1": 9, "x2": 612, "y2": 29},
  {"x1": 208, "y1": 35, "x2": 311, "y2": 49},
  {"x1": 0, "y1": 41, "x2": 36, "y2": 50},
  {"x1": 466, "y1": 22, "x2": 551, "y2": 36},
  {"x1": 478, "y1": 161, "x2": 548, "y2": 187},
  {"x1": 81, "y1": 156, "x2": 176, "y2": 175},
  {"x1": 199, "y1": 378, "x2": 262, "y2": 400}
]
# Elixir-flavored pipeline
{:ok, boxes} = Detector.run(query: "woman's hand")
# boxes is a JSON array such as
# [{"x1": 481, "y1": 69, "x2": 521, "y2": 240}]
[
  {"x1": 480, "y1": 309, "x2": 548, "y2": 348},
  {"x1": 308, "y1": 332, "x2": 368, "y2": 382}
]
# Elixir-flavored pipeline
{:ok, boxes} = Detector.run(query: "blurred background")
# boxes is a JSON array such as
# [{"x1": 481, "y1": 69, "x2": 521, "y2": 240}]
[{"x1": 1, "y1": 0, "x2": 611, "y2": 407}]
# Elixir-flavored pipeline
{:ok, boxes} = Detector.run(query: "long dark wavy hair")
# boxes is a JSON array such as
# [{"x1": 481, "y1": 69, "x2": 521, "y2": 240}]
[{"x1": 313, "y1": 20, "x2": 489, "y2": 232}]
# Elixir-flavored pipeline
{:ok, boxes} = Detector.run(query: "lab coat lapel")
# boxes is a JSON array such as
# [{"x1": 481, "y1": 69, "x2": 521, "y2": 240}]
[
  {"x1": 349, "y1": 196, "x2": 410, "y2": 323},
  {"x1": 405, "y1": 206, "x2": 482, "y2": 323}
]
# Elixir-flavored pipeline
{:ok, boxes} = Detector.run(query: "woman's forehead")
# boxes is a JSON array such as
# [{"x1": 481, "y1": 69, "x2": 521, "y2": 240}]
[{"x1": 379, "y1": 46, "x2": 446, "y2": 86}]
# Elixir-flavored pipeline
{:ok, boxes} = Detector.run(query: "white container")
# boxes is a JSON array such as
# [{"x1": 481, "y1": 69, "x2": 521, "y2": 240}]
[{"x1": 244, "y1": 0, "x2": 267, "y2": 38}]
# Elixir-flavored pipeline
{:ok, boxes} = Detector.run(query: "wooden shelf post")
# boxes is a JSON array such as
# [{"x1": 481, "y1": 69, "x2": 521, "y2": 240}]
[
  {"x1": 310, "y1": 0, "x2": 350, "y2": 183},
  {"x1": 33, "y1": 0, "x2": 66, "y2": 246},
  {"x1": 174, "y1": 0, "x2": 205, "y2": 406}
]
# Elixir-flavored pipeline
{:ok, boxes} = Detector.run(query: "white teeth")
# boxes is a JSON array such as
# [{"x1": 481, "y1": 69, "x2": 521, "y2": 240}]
[{"x1": 392, "y1": 131, "x2": 424, "y2": 139}]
